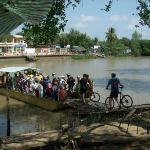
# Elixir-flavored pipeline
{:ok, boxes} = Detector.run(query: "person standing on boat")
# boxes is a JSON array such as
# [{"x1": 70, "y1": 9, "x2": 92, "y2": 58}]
[
  {"x1": 86, "y1": 74, "x2": 93, "y2": 98},
  {"x1": 52, "y1": 78, "x2": 59, "y2": 101},
  {"x1": 2, "y1": 73, "x2": 7, "y2": 88},
  {"x1": 60, "y1": 76, "x2": 67, "y2": 89},
  {"x1": 30, "y1": 80, "x2": 36, "y2": 96},
  {"x1": 80, "y1": 74, "x2": 88, "y2": 103},
  {"x1": 27, "y1": 71, "x2": 33, "y2": 79},
  {"x1": 52, "y1": 73, "x2": 56, "y2": 81},
  {"x1": 59, "y1": 76, "x2": 68, "y2": 101},
  {"x1": 12, "y1": 73, "x2": 18, "y2": 90},
  {"x1": 44, "y1": 76, "x2": 52, "y2": 98},
  {"x1": 42, "y1": 77, "x2": 47, "y2": 97},
  {"x1": 36, "y1": 72, "x2": 43, "y2": 81},
  {"x1": 75, "y1": 76, "x2": 81, "y2": 98},
  {"x1": 6, "y1": 73, "x2": 13, "y2": 89},
  {"x1": 67, "y1": 74, "x2": 75, "y2": 92},
  {"x1": 38, "y1": 82, "x2": 43, "y2": 97},
  {"x1": 34, "y1": 79, "x2": 43, "y2": 97}
]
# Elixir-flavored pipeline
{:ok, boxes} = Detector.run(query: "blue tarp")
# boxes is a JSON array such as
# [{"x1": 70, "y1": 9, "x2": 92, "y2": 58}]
[{"x1": 14, "y1": 44, "x2": 26, "y2": 48}]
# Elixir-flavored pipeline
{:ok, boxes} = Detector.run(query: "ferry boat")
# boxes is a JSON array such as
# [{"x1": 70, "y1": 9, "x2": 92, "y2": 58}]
[{"x1": 0, "y1": 67, "x2": 69, "y2": 111}]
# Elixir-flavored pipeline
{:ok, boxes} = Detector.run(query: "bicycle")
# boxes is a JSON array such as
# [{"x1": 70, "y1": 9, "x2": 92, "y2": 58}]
[
  {"x1": 59, "y1": 125, "x2": 80, "y2": 150},
  {"x1": 89, "y1": 91, "x2": 100, "y2": 102},
  {"x1": 105, "y1": 87, "x2": 133, "y2": 110},
  {"x1": 68, "y1": 89, "x2": 100, "y2": 102}
]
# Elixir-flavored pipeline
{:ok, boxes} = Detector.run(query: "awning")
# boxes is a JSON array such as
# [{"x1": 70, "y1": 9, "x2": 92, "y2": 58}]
[
  {"x1": 15, "y1": 44, "x2": 26, "y2": 48},
  {"x1": 0, "y1": 67, "x2": 39, "y2": 73}
]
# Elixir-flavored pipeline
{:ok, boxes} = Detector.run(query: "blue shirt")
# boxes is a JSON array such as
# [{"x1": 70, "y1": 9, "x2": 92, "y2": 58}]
[{"x1": 106, "y1": 77, "x2": 121, "y2": 92}]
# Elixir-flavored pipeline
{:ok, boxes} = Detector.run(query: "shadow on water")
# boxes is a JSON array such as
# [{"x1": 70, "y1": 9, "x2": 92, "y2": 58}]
[
  {"x1": 93, "y1": 78, "x2": 150, "y2": 93},
  {"x1": 107, "y1": 68, "x2": 150, "y2": 76}
]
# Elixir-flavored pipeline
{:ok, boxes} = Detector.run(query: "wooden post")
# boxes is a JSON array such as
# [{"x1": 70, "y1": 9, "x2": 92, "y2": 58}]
[
  {"x1": 6, "y1": 94, "x2": 10, "y2": 136},
  {"x1": 137, "y1": 120, "x2": 140, "y2": 134},
  {"x1": 126, "y1": 121, "x2": 130, "y2": 133},
  {"x1": 147, "y1": 122, "x2": 149, "y2": 135}
]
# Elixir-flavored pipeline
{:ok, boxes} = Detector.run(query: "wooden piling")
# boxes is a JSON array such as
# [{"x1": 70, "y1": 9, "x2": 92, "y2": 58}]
[{"x1": 6, "y1": 94, "x2": 10, "y2": 137}]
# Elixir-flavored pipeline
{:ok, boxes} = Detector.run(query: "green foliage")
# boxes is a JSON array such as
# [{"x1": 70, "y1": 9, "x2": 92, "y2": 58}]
[
  {"x1": 105, "y1": 27, "x2": 120, "y2": 55},
  {"x1": 105, "y1": 27, "x2": 117, "y2": 43},
  {"x1": 140, "y1": 40, "x2": 150, "y2": 56},
  {"x1": 56, "y1": 28, "x2": 95, "y2": 49},
  {"x1": 0, "y1": 34, "x2": 12, "y2": 43},
  {"x1": 93, "y1": 37, "x2": 99, "y2": 45},
  {"x1": 130, "y1": 30, "x2": 148, "y2": 56},
  {"x1": 105, "y1": 40, "x2": 125, "y2": 56},
  {"x1": 23, "y1": 0, "x2": 67, "y2": 46},
  {"x1": 137, "y1": 0, "x2": 150, "y2": 27},
  {"x1": 120, "y1": 37, "x2": 131, "y2": 48},
  {"x1": 130, "y1": 39, "x2": 141, "y2": 56},
  {"x1": 22, "y1": 0, "x2": 80, "y2": 46},
  {"x1": 132, "y1": 30, "x2": 142, "y2": 40},
  {"x1": 71, "y1": 54, "x2": 98, "y2": 60}
]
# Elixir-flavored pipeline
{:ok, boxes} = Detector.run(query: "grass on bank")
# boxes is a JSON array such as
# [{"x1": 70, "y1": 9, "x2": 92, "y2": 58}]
[{"x1": 71, "y1": 54, "x2": 99, "y2": 60}]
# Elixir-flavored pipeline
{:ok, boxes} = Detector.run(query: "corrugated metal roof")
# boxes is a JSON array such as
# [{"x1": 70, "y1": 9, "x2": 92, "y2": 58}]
[{"x1": 0, "y1": 0, "x2": 53, "y2": 35}]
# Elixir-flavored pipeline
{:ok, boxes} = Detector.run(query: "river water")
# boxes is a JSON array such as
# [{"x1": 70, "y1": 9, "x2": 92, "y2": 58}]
[{"x1": 0, "y1": 56, "x2": 150, "y2": 137}]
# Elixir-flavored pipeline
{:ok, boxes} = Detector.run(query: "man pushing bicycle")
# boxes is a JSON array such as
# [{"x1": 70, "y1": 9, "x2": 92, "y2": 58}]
[{"x1": 106, "y1": 73, "x2": 124, "y2": 109}]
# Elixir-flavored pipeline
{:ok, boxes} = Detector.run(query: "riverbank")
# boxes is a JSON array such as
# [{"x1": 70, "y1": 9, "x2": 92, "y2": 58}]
[
  {"x1": 0, "y1": 53, "x2": 103, "y2": 61},
  {"x1": 0, "y1": 53, "x2": 72, "y2": 60},
  {"x1": 71, "y1": 54, "x2": 104, "y2": 60}
]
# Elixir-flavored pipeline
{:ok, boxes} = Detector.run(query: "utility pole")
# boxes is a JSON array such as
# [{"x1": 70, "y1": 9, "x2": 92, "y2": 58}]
[{"x1": 6, "y1": 93, "x2": 10, "y2": 136}]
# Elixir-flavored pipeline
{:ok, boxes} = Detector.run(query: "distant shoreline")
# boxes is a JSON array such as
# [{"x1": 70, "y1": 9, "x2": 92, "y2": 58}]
[{"x1": 0, "y1": 54, "x2": 72, "y2": 60}]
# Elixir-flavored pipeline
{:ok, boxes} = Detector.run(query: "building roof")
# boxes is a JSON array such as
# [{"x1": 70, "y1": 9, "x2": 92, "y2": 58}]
[
  {"x1": 72, "y1": 46, "x2": 86, "y2": 52},
  {"x1": 13, "y1": 35, "x2": 23, "y2": 38},
  {"x1": 0, "y1": 67, "x2": 39, "y2": 73},
  {"x1": 0, "y1": 0, "x2": 53, "y2": 35}
]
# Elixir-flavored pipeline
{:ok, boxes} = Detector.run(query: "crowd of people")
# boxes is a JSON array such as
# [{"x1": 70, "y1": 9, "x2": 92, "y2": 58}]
[{"x1": 0, "y1": 70, "x2": 93, "y2": 102}]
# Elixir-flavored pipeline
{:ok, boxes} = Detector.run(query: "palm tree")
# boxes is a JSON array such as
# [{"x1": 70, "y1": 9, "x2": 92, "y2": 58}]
[
  {"x1": 105, "y1": 27, "x2": 117, "y2": 43},
  {"x1": 105, "y1": 27, "x2": 118, "y2": 55}
]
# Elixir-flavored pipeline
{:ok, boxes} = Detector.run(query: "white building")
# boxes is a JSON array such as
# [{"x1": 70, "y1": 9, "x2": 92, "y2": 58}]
[{"x1": 0, "y1": 35, "x2": 27, "y2": 55}]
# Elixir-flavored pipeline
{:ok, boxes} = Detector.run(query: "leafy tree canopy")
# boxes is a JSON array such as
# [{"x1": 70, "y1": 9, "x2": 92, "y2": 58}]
[
  {"x1": 22, "y1": 0, "x2": 149, "y2": 46},
  {"x1": 105, "y1": 27, "x2": 118, "y2": 43},
  {"x1": 132, "y1": 30, "x2": 142, "y2": 40},
  {"x1": 56, "y1": 28, "x2": 94, "y2": 49},
  {"x1": 22, "y1": 0, "x2": 80, "y2": 46}
]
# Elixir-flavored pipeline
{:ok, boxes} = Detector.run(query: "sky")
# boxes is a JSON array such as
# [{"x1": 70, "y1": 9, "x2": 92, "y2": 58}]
[{"x1": 12, "y1": 0, "x2": 150, "y2": 40}]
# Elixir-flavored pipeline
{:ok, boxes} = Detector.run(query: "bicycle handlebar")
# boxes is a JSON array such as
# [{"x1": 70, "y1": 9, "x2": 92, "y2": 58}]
[
  {"x1": 119, "y1": 86, "x2": 124, "y2": 89},
  {"x1": 106, "y1": 86, "x2": 124, "y2": 90}
]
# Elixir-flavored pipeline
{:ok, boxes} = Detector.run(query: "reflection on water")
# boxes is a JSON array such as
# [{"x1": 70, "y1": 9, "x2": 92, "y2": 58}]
[
  {"x1": 94, "y1": 78, "x2": 150, "y2": 93},
  {"x1": 0, "y1": 114, "x2": 6, "y2": 137},
  {"x1": 108, "y1": 68, "x2": 150, "y2": 76},
  {"x1": 0, "y1": 56, "x2": 150, "y2": 137},
  {"x1": 0, "y1": 96, "x2": 65, "y2": 137}
]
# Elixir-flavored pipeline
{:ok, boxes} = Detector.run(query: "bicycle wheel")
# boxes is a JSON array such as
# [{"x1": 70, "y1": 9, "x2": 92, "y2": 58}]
[
  {"x1": 66, "y1": 140, "x2": 79, "y2": 150},
  {"x1": 121, "y1": 95, "x2": 133, "y2": 108},
  {"x1": 105, "y1": 97, "x2": 115, "y2": 110},
  {"x1": 90, "y1": 92, "x2": 100, "y2": 102}
]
